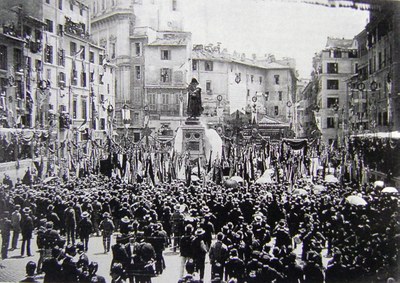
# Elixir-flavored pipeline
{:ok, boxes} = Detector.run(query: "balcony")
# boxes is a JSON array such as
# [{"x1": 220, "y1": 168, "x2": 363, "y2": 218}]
[{"x1": 64, "y1": 17, "x2": 89, "y2": 40}]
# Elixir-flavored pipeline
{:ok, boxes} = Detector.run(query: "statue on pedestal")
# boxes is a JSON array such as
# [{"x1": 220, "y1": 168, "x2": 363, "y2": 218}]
[{"x1": 187, "y1": 78, "x2": 203, "y2": 119}]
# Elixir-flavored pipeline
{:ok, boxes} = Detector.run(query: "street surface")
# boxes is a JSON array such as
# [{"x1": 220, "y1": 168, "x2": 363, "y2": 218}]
[{"x1": 0, "y1": 233, "x2": 329, "y2": 282}]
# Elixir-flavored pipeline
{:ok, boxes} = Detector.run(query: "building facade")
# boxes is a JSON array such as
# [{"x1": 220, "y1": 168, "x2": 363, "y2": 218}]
[
  {"x1": 88, "y1": 0, "x2": 188, "y2": 142},
  {"x1": 312, "y1": 37, "x2": 358, "y2": 145},
  {"x1": 192, "y1": 45, "x2": 297, "y2": 133},
  {"x1": 350, "y1": 2, "x2": 400, "y2": 133},
  {"x1": 0, "y1": 0, "x2": 114, "y2": 180}
]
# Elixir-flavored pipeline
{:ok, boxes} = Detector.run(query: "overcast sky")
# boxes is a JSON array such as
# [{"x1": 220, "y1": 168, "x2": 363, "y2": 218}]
[{"x1": 180, "y1": 0, "x2": 369, "y2": 78}]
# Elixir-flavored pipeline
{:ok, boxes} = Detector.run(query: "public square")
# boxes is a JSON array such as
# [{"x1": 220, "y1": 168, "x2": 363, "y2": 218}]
[{"x1": 1, "y1": 0, "x2": 400, "y2": 282}]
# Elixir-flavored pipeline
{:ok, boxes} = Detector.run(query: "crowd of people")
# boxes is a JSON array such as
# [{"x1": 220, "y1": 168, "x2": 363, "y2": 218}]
[{"x1": 0, "y1": 167, "x2": 399, "y2": 282}]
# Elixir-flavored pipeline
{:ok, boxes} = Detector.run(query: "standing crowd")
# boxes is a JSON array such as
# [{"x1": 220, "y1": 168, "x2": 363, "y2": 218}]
[{"x1": 0, "y1": 172, "x2": 399, "y2": 283}]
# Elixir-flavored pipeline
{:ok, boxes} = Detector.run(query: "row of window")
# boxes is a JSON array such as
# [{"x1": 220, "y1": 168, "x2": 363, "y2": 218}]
[
  {"x1": 42, "y1": 43, "x2": 96, "y2": 65},
  {"x1": 45, "y1": 0, "x2": 84, "y2": 15},
  {"x1": 328, "y1": 50, "x2": 357, "y2": 59}
]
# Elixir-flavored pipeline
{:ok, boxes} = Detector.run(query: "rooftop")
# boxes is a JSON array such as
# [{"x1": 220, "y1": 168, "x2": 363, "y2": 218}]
[{"x1": 325, "y1": 37, "x2": 355, "y2": 50}]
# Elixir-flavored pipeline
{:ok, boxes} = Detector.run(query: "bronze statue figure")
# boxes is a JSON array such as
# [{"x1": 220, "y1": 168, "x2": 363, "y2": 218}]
[{"x1": 187, "y1": 78, "x2": 203, "y2": 119}]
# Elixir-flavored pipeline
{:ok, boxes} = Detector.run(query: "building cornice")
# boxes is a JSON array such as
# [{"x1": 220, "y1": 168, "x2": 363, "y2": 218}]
[{"x1": 91, "y1": 10, "x2": 133, "y2": 27}]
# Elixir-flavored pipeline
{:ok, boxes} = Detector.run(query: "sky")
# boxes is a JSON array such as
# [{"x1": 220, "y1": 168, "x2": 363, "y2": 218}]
[{"x1": 180, "y1": 0, "x2": 369, "y2": 78}]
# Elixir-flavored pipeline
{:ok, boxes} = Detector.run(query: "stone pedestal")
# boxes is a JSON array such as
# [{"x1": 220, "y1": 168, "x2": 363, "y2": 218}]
[{"x1": 182, "y1": 119, "x2": 205, "y2": 162}]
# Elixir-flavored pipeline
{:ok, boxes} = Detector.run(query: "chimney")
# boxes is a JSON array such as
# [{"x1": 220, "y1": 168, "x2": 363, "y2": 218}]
[
  {"x1": 252, "y1": 53, "x2": 257, "y2": 60},
  {"x1": 241, "y1": 53, "x2": 246, "y2": 61}
]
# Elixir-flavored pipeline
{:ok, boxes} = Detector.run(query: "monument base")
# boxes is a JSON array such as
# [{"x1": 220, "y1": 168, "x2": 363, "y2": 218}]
[{"x1": 181, "y1": 120, "x2": 205, "y2": 163}]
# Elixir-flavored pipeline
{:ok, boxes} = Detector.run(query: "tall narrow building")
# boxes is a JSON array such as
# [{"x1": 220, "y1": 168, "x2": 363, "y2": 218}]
[{"x1": 312, "y1": 37, "x2": 358, "y2": 145}]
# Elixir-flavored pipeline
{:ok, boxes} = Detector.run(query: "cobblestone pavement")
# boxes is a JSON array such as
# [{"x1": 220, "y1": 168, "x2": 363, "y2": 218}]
[{"x1": 0, "y1": 233, "x2": 328, "y2": 282}]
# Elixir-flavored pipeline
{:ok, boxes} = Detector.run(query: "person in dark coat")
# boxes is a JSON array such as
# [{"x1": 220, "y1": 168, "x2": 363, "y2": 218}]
[
  {"x1": 133, "y1": 231, "x2": 156, "y2": 283},
  {"x1": 110, "y1": 263, "x2": 126, "y2": 283},
  {"x1": 149, "y1": 223, "x2": 168, "y2": 275},
  {"x1": 100, "y1": 212, "x2": 115, "y2": 253},
  {"x1": 61, "y1": 245, "x2": 81, "y2": 283},
  {"x1": 191, "y1": 228, "x2": 208, "y2": 281},
  {"x1": 11, "y1": 204, "x2": 21, "y2": 250},
  {"x1": 1, "y1": 212, "x2": 12, "y2": 259},
  {"x1": 225, "y1": 248, "x2": 245, "y2": 283},
  {"x1": 77, "y1": 211, "x2": 93, "y2": 251},
  {"x1": 325, "y1": 252, "x2": 347, "y2": 283},
  {"x1": 112, "y1": 235, "x2": 129, "y2": 273},
  {"x1": 88, "y1": 261, "x2": 106, "y2": 283},
  {"x1": 47, "y1": 205, "x2": 61, "y2": 231},
  {"x1": 20, "y1": 261, "x2": 39, "y2": 283},
  {"x1": 42, "y1": 247, "x2": 62, "y2": 283},
  {"x1": 20, "y1": 207, "x2": 34, "y2": 257},
  {"x1": 209, "y1": 232, "x2": 228, "y2": 280},
  {"x1": 303, "y1": 256, "x2": 324, "y2": 283},
  {"x1": 179, "y1": 224, "x2": 194, "y2": 278},
  {"x1": 284, "y1": 252, "x2": 304, "y2": 283},
  {"x1": 64, "y1": 201, "x2": 76, "y2": 245}
]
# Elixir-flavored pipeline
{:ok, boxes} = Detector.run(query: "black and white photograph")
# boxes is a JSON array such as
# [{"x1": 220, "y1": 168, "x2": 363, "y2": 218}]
[{"x1": 0, "y1": 0, "x2": 399, "y2": 282}]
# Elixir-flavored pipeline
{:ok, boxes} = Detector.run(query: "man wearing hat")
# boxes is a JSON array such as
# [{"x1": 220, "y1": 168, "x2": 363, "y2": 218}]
[
  {"x1": 209, "y1": 232, "x2": 228, "y2": 281},
  {"x1": 20, "y1": 207, "x2": 34, "y2": 257},
  {"x1": 100, "y1": 212, "x2": 115, "y2": 253},
  {"x1": 77, "y1": 211, "x2": 93, "y2": 252},
  {"x1": 171, "y1": 205, "x2": 185, "y2": 252},
  {"x1": 64, "y1": 201, "x2": 76, "y2": 245},
  {"x1": 0, "y1": 212, "x2": 12, "y2": 259},
  {"x1": 11, "y1": 204, "x2": 21, "y2": 250},
  {"x1": 191, "y1": 228, "x2": 208, "y2": 281},
  {"x1": 47, "y1": 205, "x2": 61, "y2": 232}
]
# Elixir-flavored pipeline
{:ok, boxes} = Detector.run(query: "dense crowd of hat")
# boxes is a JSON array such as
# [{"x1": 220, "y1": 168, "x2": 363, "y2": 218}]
[{"x1": 0, "y1": 174, "x2": 399, "y2": 282}]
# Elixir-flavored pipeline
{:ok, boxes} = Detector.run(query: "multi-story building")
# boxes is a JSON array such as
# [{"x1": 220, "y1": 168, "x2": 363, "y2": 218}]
[
  {"x1": 350, "y1": 1, "x2": 400, "y2": 133},
  {"x1": 294, "y1": 78, "x2": 309, "y2": 138},
  {"x1": 0, "y1": 0, "x2": 114, "y2": 180},
  {"x1": 88, "y1": 0, "x2": 188, "y2": 142},
  {"x1": 192, "y1": 45, "x2": 297, "y2": 131},
  {"x1": 312, "y1": 37, "x2": 358, "y2": 145}
]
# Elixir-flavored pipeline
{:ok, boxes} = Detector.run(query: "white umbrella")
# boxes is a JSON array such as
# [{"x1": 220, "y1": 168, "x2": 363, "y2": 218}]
[
  {"x1": 325, "y1": 174, "x2": 339, "y2": 183},
  {"x1": 382, "y1": 187, "x2": 398, "y2": 194},
  {"x1": 374, "y1": 181, "x2": 385, "y2": 188},
  {"x1": 313, "y1": 184, "x2": 326, "y2": 194},
  {"x1": 43, "y1": 176, "x2": 58, "y2": 184},
  {"x1": 346, "y1": 195, "x2": 367, "y2": 206},
  {"x1": 255, "y1": 177, "x2": 274, "y2": 184},
  {"x1": 230, "y1": 176, "x2": 244, "y2": 183},
  {"x1": 293, "y1": 188, "x2": 308, "y2": 195},
  {"x1": 191, "y1": 175, "x2": 200, "y2": 182}
]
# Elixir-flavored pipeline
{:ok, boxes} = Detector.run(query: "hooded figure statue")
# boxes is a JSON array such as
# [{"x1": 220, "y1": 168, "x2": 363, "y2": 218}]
[{"x1": 187, "y1": 78, "x2": 203, "y2": 119}]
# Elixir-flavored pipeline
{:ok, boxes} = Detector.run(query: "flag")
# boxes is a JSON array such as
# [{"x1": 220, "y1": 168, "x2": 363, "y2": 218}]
[
  {"x1": 185, "y1": 158, "x2": 191, "y2": 187},
  {"x1": 74, "y1": 47, "x2": 85, "y2": 59},
  {"x1": 207, "y1": 150, "x2": 212, "y2": 173},
  {"x1": 147, "y1": 156, "x2": 155, "y2": 186},
  {"x1": 197, "y1": 157, "x2": 201, "y2": 178}
]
